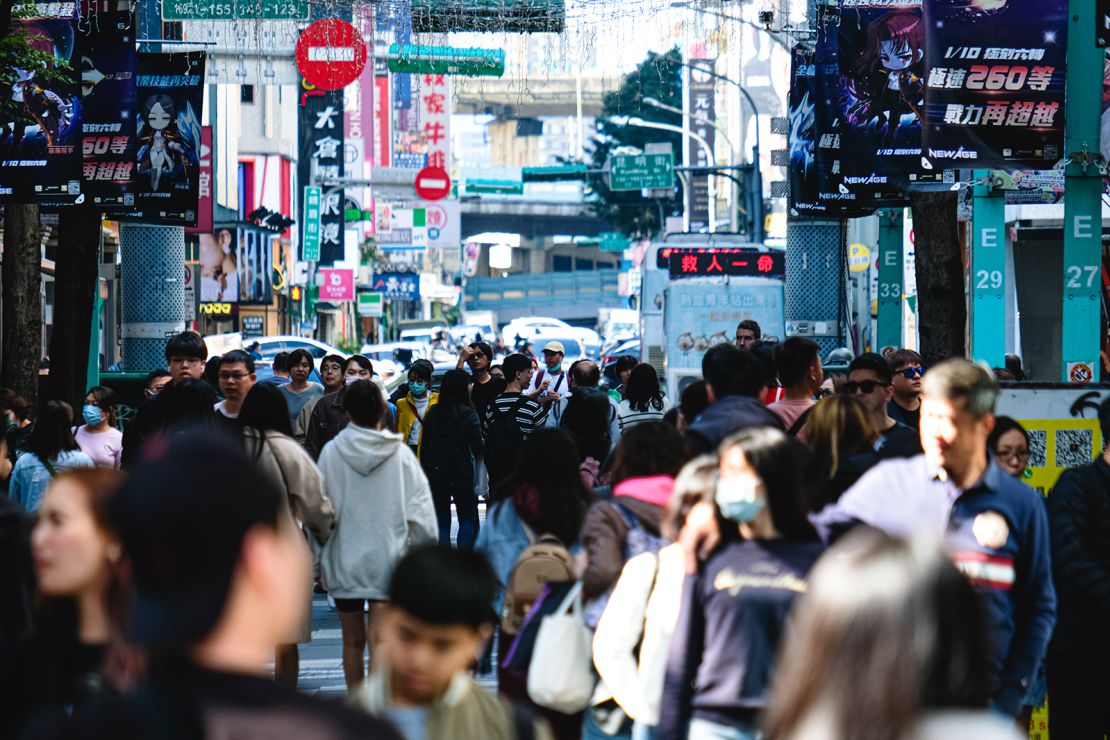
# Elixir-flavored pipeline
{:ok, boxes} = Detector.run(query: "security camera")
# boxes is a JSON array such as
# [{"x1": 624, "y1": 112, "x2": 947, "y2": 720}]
[{"x1": 758, "y1": 9, "x2": 774, "y2": 26}]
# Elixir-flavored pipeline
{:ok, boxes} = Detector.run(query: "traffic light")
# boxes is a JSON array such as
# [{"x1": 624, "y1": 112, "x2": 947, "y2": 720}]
[{"x1": 291, "y1": 286, "x2": 302, "y2": 301}]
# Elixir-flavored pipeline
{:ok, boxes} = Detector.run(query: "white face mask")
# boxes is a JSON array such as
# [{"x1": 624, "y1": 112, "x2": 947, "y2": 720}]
[{"x1": 715, "y1": 476, "x2": 766, "y2": 524}]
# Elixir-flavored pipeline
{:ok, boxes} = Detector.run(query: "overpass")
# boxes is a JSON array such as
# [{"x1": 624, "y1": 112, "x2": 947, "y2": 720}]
[
  {"x1": 460, "y1": 196, "x2": 609, "y2": 240},
  {"x1": 453, "y1": 74, "x2": 611, "y2": 118}
]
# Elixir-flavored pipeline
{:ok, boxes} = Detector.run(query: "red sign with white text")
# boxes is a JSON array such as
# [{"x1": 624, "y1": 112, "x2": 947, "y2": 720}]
[{"x1": 295, "y1": 18, "x2": 367, "y2": 91}]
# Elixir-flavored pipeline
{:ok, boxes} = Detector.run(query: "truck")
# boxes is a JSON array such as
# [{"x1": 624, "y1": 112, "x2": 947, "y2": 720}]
[{"x1": 640, "y1": 234, "x2": 786, "y2": 401}]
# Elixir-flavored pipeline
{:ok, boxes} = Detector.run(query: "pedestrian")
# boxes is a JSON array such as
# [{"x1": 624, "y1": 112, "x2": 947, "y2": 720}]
[
  {"x1": 74, "y1": 386, "x2": 123, "y2": 468},
  {"x1": 581, "y1": 422, "x2": 689, "y2": 618},
  {"x1": 279, "y1": 348, "x2": 324, "y2": 431},
  {"x1": 752, "y1": 340, "x2": 785, "y2": 406},
  {"x1": 592, "y1": 455, "x2": 719, "y2": 740},
  {"x1": 294, "y1": 353, "x2": 345, "y2": 445},
  {"x1": 262, "y1": 351, "x2": 292, "y2": 386},
  {"x1": 238, "y1": 383, "x2": 335, "y2": 688},
  {"x1": 0, "y1": 388, "x2": 34, "y2": 458},
  {"x1": 420, "y1": 369, "x2": 483, "y2": 549},
  {"x1": 617, "y1": 364, "x2": 671, "y2": 433},
  {"x1": 527, "y1": 341, "x2": 572, "y2": 401},
  {"x1": 608, "y1": 355, "x2": 639, "y2": 403},
  {"x1": 10, "y1": 402, "x2": 94, "y2": 512},
  {"x1": 764, "y1": 529, "x2": 1022, "y2": 740},
  {"x1": 458, "y1": 341, "x2": 507, "y2": 424},
  {"x1": 686, "y1": 344, "x2": 783, "y2": 454},
  {"x1": 214, "y1": 349, "x2": 256, "y2": 421},
  {"x1": 354, "y1": 544, "x2": 552, "y2": 740},
  {"x1": 396, "y1": 361, "x2": 438, "y2": 459},
  {"x1": 141, "y1": 369, "x2": 171, "y2": 401},
  {"x1": 987, "y1": 416, "x2": 1029, "y2": 480},
  {"x1": 246, "y1": 341, "x2": 262, "y2": 361},
  {"x1": 1044, "y1": 396, "x2": 1110, "y2": 738},
  {"x1": 305, "y1": 355, "x2": 376, "y2": 460},
  {"x1": 29, "y1": 436, "x2": 402, "y2": 739},
  {"x1": 150, "y1": 379, "x2": 221, "y2": 436},
  {"x1": 9, "y1": 469, "x2": 139, "y2": 734},
  {"x1": 803, "y1": 395, "x2": 880, "y2": 510},
  {"x1": 887, "y1": 349, "x2": 925, "y2": 430},
  {"x1": 767, "y1": 337, "x2": 823, "y2": 437},
  {"x1": 317, "y1": 379, "x2": 437, "y2": 691},
  {"x1": 845, "y1": 353, "x2": 922, "y2": 458},
  {"x1": 657, "y1": 427, "x2": 823, "y2": 740},
  {"x1": 484, "y1": 353, "x2": 552, "y2": 495},
  {"x1": 734, "y1": 319, "x2": 760, "y2": 350},
  {"x1": 676, "y1": 380, "x2": 710, "y2": 435},
  {"x1": 811, "y1": 359, "x2": 1055, "y2": 718}
]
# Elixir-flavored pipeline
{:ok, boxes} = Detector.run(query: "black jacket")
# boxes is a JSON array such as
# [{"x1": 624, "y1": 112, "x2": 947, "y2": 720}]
[
  {"x1": 419, "y1": 405, "x2": 483, "y2": 493},
  {"x1": 686, "y1": 395, "x2": 784, "y2": 455},
  {"x1": 304, "y1": 388, "x2": 348, "y2": 461},
  {"x1": 1047, "y1": 458, "x2": 1110, "y2": 660}
]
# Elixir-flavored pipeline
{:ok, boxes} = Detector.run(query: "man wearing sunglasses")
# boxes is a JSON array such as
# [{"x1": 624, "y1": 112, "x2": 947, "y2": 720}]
[
  {"x1": 845, "y1": 353, "x2": 922, "y2": 458},
  {"x1": 888, "y1": 349, "x2": 925, "y2": 430}
]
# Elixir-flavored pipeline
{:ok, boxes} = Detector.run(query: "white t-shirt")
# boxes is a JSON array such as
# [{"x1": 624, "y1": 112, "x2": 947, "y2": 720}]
[
  {"x1": 408, "y1": 394, "x2": 431, "y2": 445},
  {"x1": 527, "y1": 368, "x2": 573, "y2": 400},
  {"x1": 214, "y1": 400, "x2": 239, "y2": 419}
]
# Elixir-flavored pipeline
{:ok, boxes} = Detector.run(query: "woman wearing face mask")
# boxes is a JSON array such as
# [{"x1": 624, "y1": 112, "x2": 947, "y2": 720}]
[
  {"x1": 74, "y1": 387, "x2": 123, "y2": 469},
  {"x1": 656, "y1": 427, "x2": 824, "y2": 740},
  {"x1": 11, "y1": 469, "x2": 141, "y2": 733}
]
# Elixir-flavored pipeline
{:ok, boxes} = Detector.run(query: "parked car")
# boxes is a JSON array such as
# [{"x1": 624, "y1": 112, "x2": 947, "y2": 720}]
[
  {"x1": 252, "y1": 336, "x2": 345, "y2": 365},
  {"x1": 449, "y1": 324, "x2": 497, "y2": 345},
  {"x1": 359, "y1": 341, "x2": 429, "y2": 369},
  {"x1": 503, "y1": 317, "x2": 603, "y2": 359}
]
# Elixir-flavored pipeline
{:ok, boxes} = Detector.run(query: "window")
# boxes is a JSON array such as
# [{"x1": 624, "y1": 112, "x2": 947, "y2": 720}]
[
  {"x1": 552, "y1": 255, "x2": 573, "y2": 272},
  {"x1": 241, "y1": 85, "x2": 254, "y2": 103}
]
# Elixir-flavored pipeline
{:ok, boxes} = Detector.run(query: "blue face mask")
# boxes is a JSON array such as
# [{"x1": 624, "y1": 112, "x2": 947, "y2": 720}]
[
  {"x1": 409, "y1": 381, "x2": 427, "y2": 396},
  {"x1": 82, "y1": 404, "x2": 105, "y2": 426},
  {"x1": 715, "y1": 477, "x2": 765, "y2": 524}
]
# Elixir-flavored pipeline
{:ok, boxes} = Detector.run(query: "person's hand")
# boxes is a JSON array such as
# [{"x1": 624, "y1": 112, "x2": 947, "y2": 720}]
[
  {"x1": 545, "y1": 390, "x2": 560, "y2": 404},
  {"x1": 679, "y1": 502, "x2": 721, "y2": 574},
  {"x1": 539, "y1": 379, "x2": 550, "y2": 392}
]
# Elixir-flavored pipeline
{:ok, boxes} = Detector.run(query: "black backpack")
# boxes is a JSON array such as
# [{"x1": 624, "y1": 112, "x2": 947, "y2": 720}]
[
  {"x1": 485, "y1": 396, "x2": 530, "y2": 480},
  {"x1": 420, "y1": 407, "x2": 469, "y2": 484}
]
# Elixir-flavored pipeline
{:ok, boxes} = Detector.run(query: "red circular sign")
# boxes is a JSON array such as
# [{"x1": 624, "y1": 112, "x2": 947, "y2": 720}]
[
  {"x1": 295, "y1": 18, "x2": 367, "y2": 91},
  {"x1": 414, "y1": 166, "x2": 452, "y2": 201}
]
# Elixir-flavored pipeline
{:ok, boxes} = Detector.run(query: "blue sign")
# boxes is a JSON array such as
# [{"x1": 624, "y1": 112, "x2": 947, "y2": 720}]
[{"x1": 371, "y1": 271, "x2": 420, "y2": 299}]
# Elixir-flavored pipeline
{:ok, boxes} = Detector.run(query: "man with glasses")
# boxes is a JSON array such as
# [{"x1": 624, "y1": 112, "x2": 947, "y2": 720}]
[
  {"x1": 845, "y1": 353, "x2": 922, "y2": 458},
  {"x1": 734, "y1": 319, "x2": 761, "y2": 350},
  {"x1": 214, "y1": 350, "x2": 256, "y2": 420},
  {"x1": 888, "y1": 348, "x2": 925, "y2": 430}
]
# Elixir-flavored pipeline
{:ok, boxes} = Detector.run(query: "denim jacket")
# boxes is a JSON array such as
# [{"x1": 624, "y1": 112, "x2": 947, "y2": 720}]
[{"x1": 10, "y1": 450, "x2": 95, "y2": 511}]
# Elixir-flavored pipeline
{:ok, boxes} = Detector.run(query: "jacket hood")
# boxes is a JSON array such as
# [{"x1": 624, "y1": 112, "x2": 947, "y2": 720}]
[
  {"x1": 613, "y1": 475, "x2": 675, "y2": 508},
  {"x1": 331, "y1": 423, "x2": 403, "y2": 475}
]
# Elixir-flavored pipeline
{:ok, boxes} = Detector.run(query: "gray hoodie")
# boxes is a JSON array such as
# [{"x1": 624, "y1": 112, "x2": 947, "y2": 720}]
[{"x1": 317, "y1": 423, "x2": 437, "y2": 600}]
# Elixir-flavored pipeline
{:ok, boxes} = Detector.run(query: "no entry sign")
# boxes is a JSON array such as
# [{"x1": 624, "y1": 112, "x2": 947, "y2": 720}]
[
  {"x1": 295, "y1": 18, "x2": 367, "y2": 91},
  {"x1": 414, "y1": 166, "x2": 452, "y2": 201}
]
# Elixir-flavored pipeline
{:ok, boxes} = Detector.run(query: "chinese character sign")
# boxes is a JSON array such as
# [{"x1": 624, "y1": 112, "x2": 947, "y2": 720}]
[
  {"x1": 297, "y1": 84, "x2": 345, "y2": 265},
  {"x1": 922, "y1": 0, "x2": 1067, "y2": 169},
  {"x1": 186, "y1": 126, "x2": 213, "y2": 233},
  {"x1": 684, "y1": 58, "x2": 716, "y2": 231},
  {"x1": 372, "y1": 271, "x2": 420, "y2": 299},
  {"x1": 421, "y1": 73, "x2": 451, "y2": 176},
  {"x1": 320, "y1": 268, "x2": 355, "y2": 302}
]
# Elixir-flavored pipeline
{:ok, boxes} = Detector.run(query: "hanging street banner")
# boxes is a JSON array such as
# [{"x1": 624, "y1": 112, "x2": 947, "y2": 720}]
[
  {"x1": 684, "y1": 57, "x2": 716, "y2": 231},
  {"x1": 371, "y1": 271, "x2": 421, "y2": 300},
  {"x1": 185, "y1": 126, "x2": 214, "y2": 233},
  {"x1": 921, "y1": 0, "x2": 1067, "y2": 170},
  {"x1": 0, "y1": 4, "x2": 82, "y2": 204},
  {"x1": 80, "y1": 3, "x2": 136, "y2": 209},
  {"x1": 125, "y1": 52, "x2": 205, "y2": 224},
  {"x1": 301, "y1": 185, "x2": 322, "y2": 260},
  {"x1": 163, "y1": 0, "x2": 309, "y2": 20},
  {"x1": 297, "y1": 85, "x2": 345, "y2": 265}
]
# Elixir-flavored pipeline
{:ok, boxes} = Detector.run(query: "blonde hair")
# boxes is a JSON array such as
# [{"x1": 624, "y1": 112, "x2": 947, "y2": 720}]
[{"x1": 806, "y1": 395, "x2": 879, "y2": 480}]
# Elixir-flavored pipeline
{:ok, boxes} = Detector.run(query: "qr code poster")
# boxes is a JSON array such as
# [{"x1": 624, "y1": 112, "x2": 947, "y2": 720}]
[{"x1": 1013, "y1": 419, "x2": 1101, "y2": 496}]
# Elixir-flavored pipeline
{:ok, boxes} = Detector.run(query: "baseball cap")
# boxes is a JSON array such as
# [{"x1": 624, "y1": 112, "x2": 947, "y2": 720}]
[
  {"x1": 542, "y1": 341, "x2": 565, "y2": 354},
  {"x1": 111, "y1": 429, "x2": 284, "y2": 649}
]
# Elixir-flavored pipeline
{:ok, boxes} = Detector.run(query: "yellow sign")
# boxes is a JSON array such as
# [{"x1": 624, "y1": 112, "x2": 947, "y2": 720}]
[
  {"x1": 199, "y1": 302, "x2": 234, "y2": 315},
  {"x1": 848, "y1": 243, "x2": 872, "y2": 273}
]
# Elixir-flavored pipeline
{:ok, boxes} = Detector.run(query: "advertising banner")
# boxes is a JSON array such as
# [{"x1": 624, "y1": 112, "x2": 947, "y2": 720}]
[
  {"x1": 198, "y1": 227, "x2": 239, "y2": 303},
  {"x1": 921, "y1": 0, "x2": 1067, "y2": 170},
  {"x1": 297, "y1": 85, "x2": 345, "y2": 265},
  {"x1": 237, "y1": 226, "x2": 274, "y2": 306},
  {"x1": 684, "y1": 58, "x2": 716, "y2": 231},
  {"x1": 80, "y1": 4, "x2": 136, "y2": 208},
  {"x1": 0, "y1": 4, "x2": 82, "y2": 204},
  {"x1": 371, "y1": 271, "x2": 420, "y2": 300},
  {"x1": 185, "y1": 126, "x2": 213, "y2": 233},
  {"x1": 320, "y1": 268, "x2": 355, "y2": 302},
  {"x1": 130, "y1": 52, "x2": 205, "y2": 224}
]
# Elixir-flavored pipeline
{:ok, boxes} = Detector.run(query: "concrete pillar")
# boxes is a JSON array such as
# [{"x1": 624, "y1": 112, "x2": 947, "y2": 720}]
[
  {"x1": 119, "y1": 224, "x2": 187, "y2": 371},
  {"x1": 785, "y1": 220, "x2": 845, "y2": 356}
]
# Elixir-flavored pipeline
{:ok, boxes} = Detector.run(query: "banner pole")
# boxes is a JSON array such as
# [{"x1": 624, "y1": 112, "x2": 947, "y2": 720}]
[
  {"x1": 876, "y1": 208, "x2": 904, "y2": 351},
  {"x1": 970, "y1": 171, "x2": 1007, "y2": 368}
]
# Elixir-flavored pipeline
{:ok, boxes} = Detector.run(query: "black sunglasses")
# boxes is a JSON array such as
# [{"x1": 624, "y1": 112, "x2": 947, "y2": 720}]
[
  {"x1": 842, "y1": 379, "x2": 890, "y2": 395},
  {"x1": 899, "y1": 366, "x2": 925, "y2": 379}
]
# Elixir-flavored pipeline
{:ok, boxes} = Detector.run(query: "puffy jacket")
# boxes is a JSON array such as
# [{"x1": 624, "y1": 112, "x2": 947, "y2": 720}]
[
  {"x1": 395, "y1": 392, "x2": 439, "y2": 457},
  {"x1": 581, "y1": 477, "x2": 673, "y2": 600},
  {"x1": 686, "y1": 395, "x2": 784, "y2": 455},
  {"x1": 1047, "y1": 459, "x2": 1110, "y2": 660}
]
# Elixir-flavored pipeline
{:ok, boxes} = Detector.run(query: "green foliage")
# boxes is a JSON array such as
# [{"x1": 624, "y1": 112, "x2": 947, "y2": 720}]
[
  {"x1": 0, "y1": 1, "x2": 75, "y2": 132},
  {"x1": 581, "y1": 48, "x2": 684, "y2": 239}
]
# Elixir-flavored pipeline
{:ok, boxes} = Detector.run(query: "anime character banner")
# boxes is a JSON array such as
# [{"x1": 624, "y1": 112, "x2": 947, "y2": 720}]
[
  {"x1": 129, "y1": 52, "x2": 204, "y2": 224},
  {"x1": 80, "y1": 3, "x2": 136, "y2": 208},
  {"x1": 921, "y1": 0, "x2": 1067, "y2": 170},
  {"x1": 0, "y1": 4, "x2": 83, "y2": 204}
]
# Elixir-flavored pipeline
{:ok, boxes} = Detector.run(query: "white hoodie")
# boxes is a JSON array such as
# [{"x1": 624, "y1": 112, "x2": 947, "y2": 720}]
[{"x1": 318, "y1": 423, "x2": 437, "y2": 600}]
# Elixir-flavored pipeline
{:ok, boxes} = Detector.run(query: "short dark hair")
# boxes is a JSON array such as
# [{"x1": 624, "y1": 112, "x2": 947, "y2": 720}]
[
  {"x1": 239, "y1": 383, "x2": 293, "y2": 437},
  {"x1": 470, "y1": 342, "x2": 493, "y2": 362},
  {"x1": 164, "y1": 331, "x2": 207, "y2": 363},
  {"x1": 774, "y1": 337, "x2": 821, "y2": 389},
  {"x1": 344, "y1": 355, "x2": 373, "y2": 375},
  {"x1": 27, "y1": 400, "x2": 79, "y2": 461},
  {"x1": 737, "y1": 319, "x2": 761, "y2": 339},
  {"x1": 86, "y1": 385, "x2": 119, "y2": 426},
  {"x1": 0, "y1": 388, "x2": 31, "y2": 421},
  {"x1": 343, "y1": 379, "x2": 385, "y2": 428},
  {"x1": 888, "y1": 349, "x2": 924, "y2": 372},
  {"x1": 145, "y1": 369, "x2": 172, "y2": 390},
  {"x1": 286, "y1": 348, "x2": 313, "y2": 370},
  {"x1": 680, "y1": 380, "x2": 710, "y2": 423},
  {"x1": 389, "y1": 544, "x2": 499, "y2": 629},
  {"x1": 271, "y1": 352, "x2": 290, "y2": 373},
  {"x1": 320, "y1": 354, "x2": 345, "y2": 370},
  {"x1": 849, "y1": 352, "x2": 893, "y2": 385},
  {"x1": 614, "y1": 355, "x2": 639, "y2": 376},
  {"x1": 501, "y1": 353, "x2": 532, "y2": 381},
  {"x1": 219, "y1": 349, "x2": 255, "y2": 374},
  {"x1": 408, "y1": 362, "x2": 433, "y2": 382},
  {"x1": 702, "y1": 344, "x2": 767, "y2": 399},
  {"x1": 988, "y1": 416, "x2": 1028, "y2": 454},
  {"x1": 609, "y1": 421, "x2": 690, "y2": 485},
  {"x1": 571, "y1": 360, "x2": 601, "y2": 389}
]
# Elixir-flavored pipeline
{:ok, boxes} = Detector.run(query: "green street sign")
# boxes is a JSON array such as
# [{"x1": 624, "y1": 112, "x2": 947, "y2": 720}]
[
  {"x1": 466, "y1": 179, "x2": 524, "y2": 195},
  {"x1": 522, "y1": 165, "x2": 588, "y2": 182},
  {"x1": 358, "y1": 292, "x2": 384, "y2": 317},
  {"x1": 412, "y1": 0, "x2": 565, "y2": 33},
  {"x1": 344, "y1": 207, "x2": 374, "y2": 222},
  {"x1": 599, "y1": 232, "x2": 630, "y2": 252},
  {"x1": 609, "y1": 152, "x2": 675, "y2": 191},
  {"x1": 163, "y1": 0, "x2": 308, "y2": 20},
  {"x1": 388, "y1": 43, "x2": 506, "y2": 77},
  {"x1": 302, "y1": 186, "x2": 322, "y2": 262}
]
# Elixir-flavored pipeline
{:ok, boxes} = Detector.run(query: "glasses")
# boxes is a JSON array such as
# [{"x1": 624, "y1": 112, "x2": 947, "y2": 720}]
[
  {"x1": 842, "y1": 380, "x2": 890, "y2": 395},
  {"x1": 996, "y1": 448, "x2": 1029, "y2": 463},
  {"x1": 169, "y1": 356, "x2": 203, "y2": 367},
  {"x1": 218, "y1": 372, "x2": 251, "y2": 381},
  {"x1": 899, "y1": 366, "x2": 925, "y2": 379}
]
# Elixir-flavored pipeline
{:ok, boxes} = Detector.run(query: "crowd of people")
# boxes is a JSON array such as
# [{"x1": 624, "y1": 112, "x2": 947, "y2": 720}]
[{"x1": 0, "y1": 323, "x2": 1107, "y2": 740}]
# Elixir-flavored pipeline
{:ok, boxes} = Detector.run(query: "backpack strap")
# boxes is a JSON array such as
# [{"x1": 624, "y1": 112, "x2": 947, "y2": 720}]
[
  {"x1": 612, "y1": 501, "x2": 642, "y2": 532},
  {"x1": 787, "y1": 406, "x2": 814, "y2": 438},
  {"x1": 41, "y1": 456, "x2": 57, "y2": 478}
]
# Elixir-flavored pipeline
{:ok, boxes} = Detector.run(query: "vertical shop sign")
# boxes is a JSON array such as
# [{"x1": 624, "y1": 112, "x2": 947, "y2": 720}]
[
  {"x1": 297, "y1": 86, "x2": 345, "y2": 265},
  {"x1": 684, "y1": 58, "x2": 715, "y2": 231}
]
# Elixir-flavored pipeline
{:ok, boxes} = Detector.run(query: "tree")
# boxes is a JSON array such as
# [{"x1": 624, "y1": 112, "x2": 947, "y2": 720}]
[
  {"x1": 909, "y1": 190, "x2": 966, "y2": 364},
  {"x1": 2, "y1": 205, "x2": 42, "y2": 407},
  {"x1": 583, "y1": 48, "x2": 684, "y2": 238},
  {"x1": 47, "y1": 211, "x2": 102, "y2": 409}
]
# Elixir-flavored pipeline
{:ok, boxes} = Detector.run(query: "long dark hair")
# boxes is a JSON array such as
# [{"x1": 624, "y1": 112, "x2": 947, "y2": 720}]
[
  {"x1": 27, "y1": 401, "x2": 80, "y2": 462},
  {"x1": 608, "y1": 421, "x2": 689, "y2": 486},
  {"x1": 765, "y1": 529, "x2": 991, "y2": 740},
  {"x1": 624, "y1": 363, "x2": 665, "y2": 412},
  {"x1": 491, "y1": 428, "x2": 593, "y2": 544},
  {"x1": 425, "y1": 369, "x2": 472, "y2": 426},
  {"x1": 719, "y1": 427, "x2": 816, "y2": 540},
  {"x1": 239, "y1": 383, "x2": 293, "y2": 437}
]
